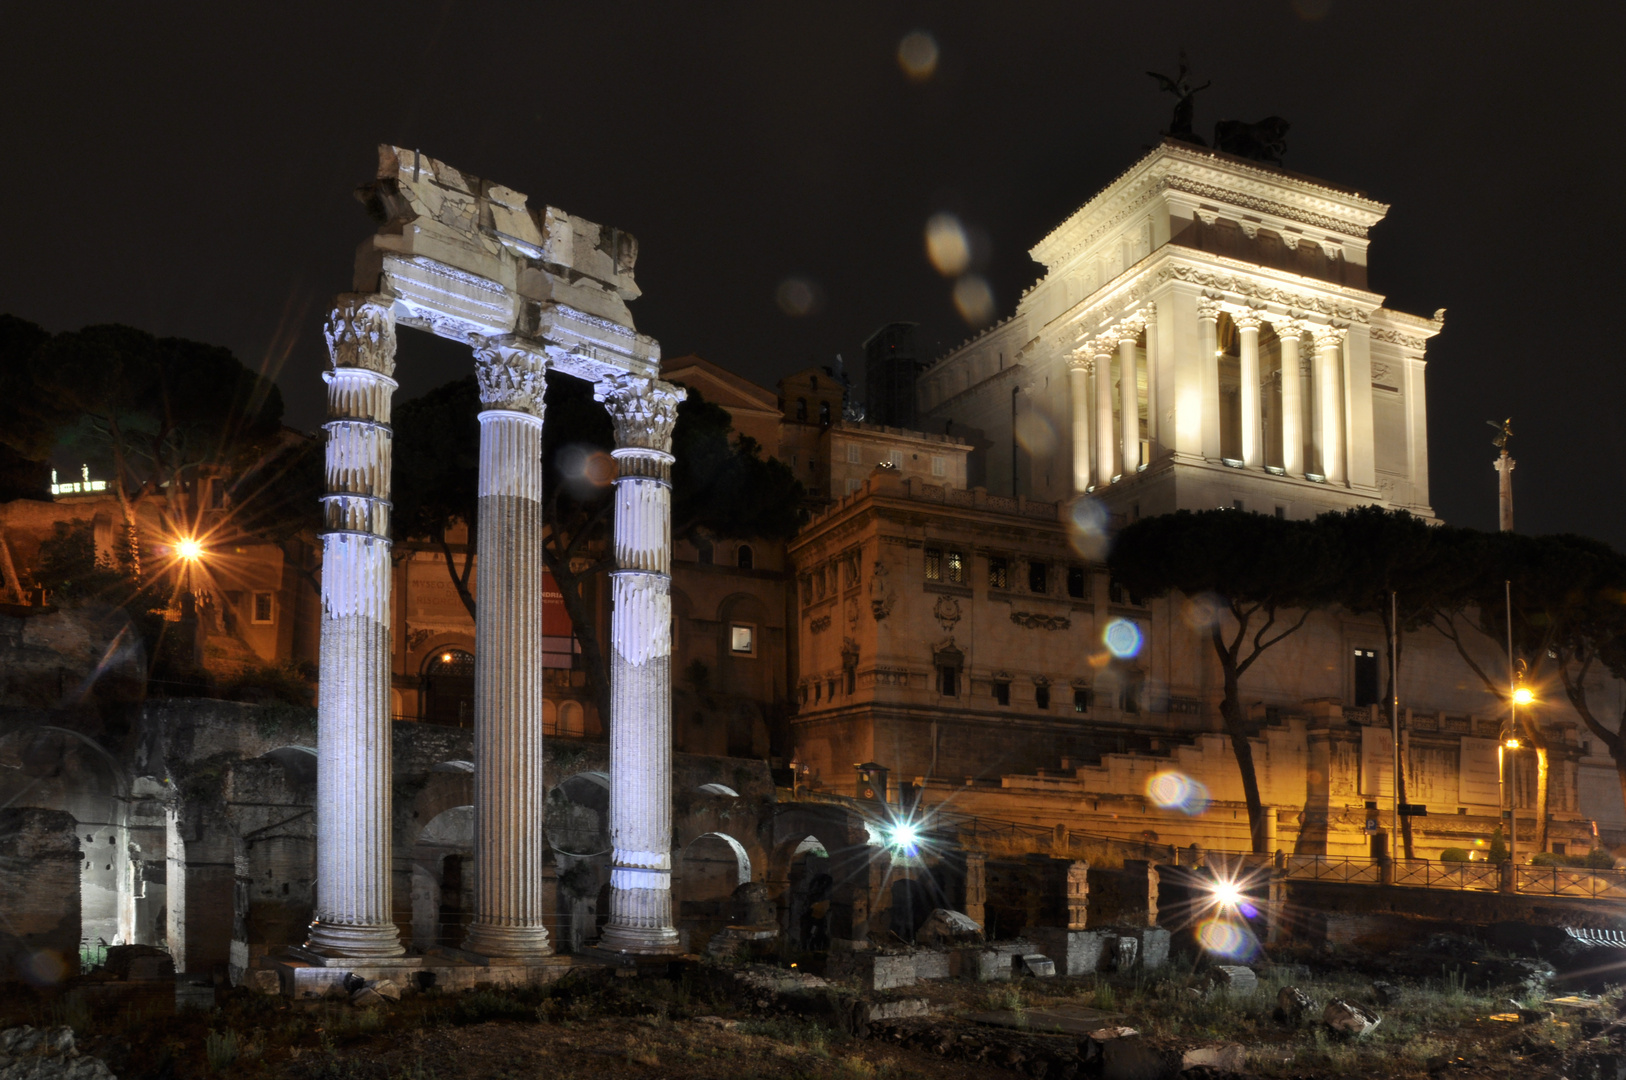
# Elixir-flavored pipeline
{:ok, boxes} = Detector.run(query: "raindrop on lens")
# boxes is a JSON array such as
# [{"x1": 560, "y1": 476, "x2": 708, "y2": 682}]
[
  {"x1": 925, "y1": 214, "x2": 970, "y2": 277},
  {"x1": 952, "y1": 275, "x2": 994, "y2": 326},
  {"x1": 897, "y1": 30, "x2": 939, "y2": 81}
]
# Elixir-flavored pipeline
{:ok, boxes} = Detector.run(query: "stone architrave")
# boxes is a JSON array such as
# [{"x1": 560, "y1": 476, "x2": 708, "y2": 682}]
[
  {"x1": 461, "y1": 337, "x2": 552, "y2": 960},
  {"x1": 596, "y1": 375, "x2": 686, "y2": 954},
  {"x1": 306, "y1": 295, "x2": 404, "y2": 958}
]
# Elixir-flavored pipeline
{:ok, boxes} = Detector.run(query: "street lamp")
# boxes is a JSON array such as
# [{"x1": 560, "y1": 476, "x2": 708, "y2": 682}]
[{"x1": 175, "y1": 537, "x2": 204, "y2": 563}]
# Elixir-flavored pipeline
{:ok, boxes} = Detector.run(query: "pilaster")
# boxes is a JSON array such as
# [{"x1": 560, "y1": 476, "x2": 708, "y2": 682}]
[
  {"x1": 1196, "y1": 298, "x2": 1223, "y2": 461},
  {"x1": 1270, "y1": 318, "x2": 1305, "y2": 478},
  {"x1": 1067, "y1": 355, "x2": 1091, "y2": 493},
  {"x1": 1341, "y1": 325, "x2": 1377, "y2": 490},
  {"x1": 1312, "y1": 325, "x2": 1346, "y2": 485},
  {"x1": 1234, "y1": 311, "x2": 1263, "y2": 468},
  {"x1": 1093, "y1": 341, "x2": 1115, "y2": 485},
  {"x1": 1116, "y1": 327, "x2": 1142, "y2": 475}
]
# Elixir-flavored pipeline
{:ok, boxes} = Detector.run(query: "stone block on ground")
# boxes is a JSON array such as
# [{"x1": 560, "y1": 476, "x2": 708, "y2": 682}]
[
  {"x1": 1274, "y1": 986, "x2": 1315, "y2": 1025},
  {"x1": 1028, "y1": 928, "x2": 1108, "y2": 977},
  {"x1": 175, "y1": 978, "x2": 215, "y2": 1012},
  {"x1": 1112, "y1": 935, "x2": 1139, "y2": 972},
  {"x1": 1371, "y1": 980, "x2": 1399, "y2": 1006},
  {"x1": 371, "y1": 979, "x2": 401, "y2": 1001},
  {"x1": 0, "y1": 1025, "x2": 115, "y2": 1080},
  {"x1": 244, "y1": 969, "x2": 281, "y2": 995},
  {"x1": 916, "y1": 908, "x2": 984, "y2": 946},
  {"x1": 1323, "y1": 998, "x2": 1381, "y2": 1037},
  {"x1": 972, "y1": 949, "x2": 1014, "y2": 982},
  {"x1": 1137, "y1": 927, "x2": 1171, "y2": 970},
  {"x1": 1206, "y1": 965, "x2": 1257, "y2": 995},
  {"x1": 911, "y1": 949, "x2": 952, "y2": 980},
  {"x1": 1018, "y1": 953, "x2": 1056, "y2": 978},
  {"x1": 866, "y1": 998, "x2": 931, "y2": 1022},
  {"x1": 828, "y1": 951, "x2": 915, "y2": 991},
  {"x1": 1181, "y1": 1044, "x2": 1248, "y2": 1073}
]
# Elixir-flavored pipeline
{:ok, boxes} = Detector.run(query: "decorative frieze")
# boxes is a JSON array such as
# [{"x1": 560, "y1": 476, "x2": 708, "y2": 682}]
[{"x1": 1011, "y1": 611, "x2": 1071, "y2": 631}]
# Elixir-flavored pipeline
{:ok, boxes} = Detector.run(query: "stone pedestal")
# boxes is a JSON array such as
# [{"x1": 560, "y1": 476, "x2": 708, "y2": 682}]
[
  {"x1": 307, "y1": 295, "x2": 403, "y2": 959},
  {"x1": 462, "y1": 339, "x2": 553, "y2": 960},
  {"x1": 597, "y1": 376, "x2": 686, "y2": 955}
]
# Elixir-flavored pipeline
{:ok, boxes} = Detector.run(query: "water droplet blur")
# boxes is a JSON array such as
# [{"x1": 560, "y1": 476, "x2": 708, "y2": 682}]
[
  {"x1": 1197, "y1": 919, "x2": 1256, "y2": 959},
  {"x1": 776, "y1": 276, "x2": 823, "y2": 317},
  {"x1": 952, "y1": 274, "x2": 995, "y2": 326},
  {"x1": 925, "y1": 213, "x2": 970, "y2": 277},
  {"x1": 558, "y1": 443, "x2": 615, "y2": 498},
  {"x1": 897, "y1": 30, "x2": 939, "y2": 82},
  {"x1": 1104, "y1": 617, "x2": 1143, "y2": 659},
  {"x1": 1013, "y1": 410, "x2": 1055, "y2": 457},
  {"x1": 1068, "y1": 496, "x2": 1110, "y2": 560},
  {"x1": 1147, "y1": 770, "x2": 1209, "y2": 815},
  {"x1": 1182, "y1": 592, "x2": 1226, "y2": 631}
]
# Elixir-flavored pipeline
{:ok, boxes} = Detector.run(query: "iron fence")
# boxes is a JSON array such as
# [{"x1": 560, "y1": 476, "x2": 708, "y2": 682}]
[
  {"x1": 1516, "y1": 865, "x2": 1626, "y2": 900},
  {"x1": 1282, "y1": 854, "x2": 1382, "y2": 884},
  {"x1": 1393, "y1": 859, "x2": 1500, "y2": 891}
]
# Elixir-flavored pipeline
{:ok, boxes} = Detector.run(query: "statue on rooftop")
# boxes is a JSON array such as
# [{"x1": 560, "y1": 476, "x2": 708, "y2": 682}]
[
  {"x1": 1147, "y1": 52, "x2": 1210, "y2": 147},
  {"x1": 1488, "y1": 417, "x2": 1513, "y2": 451}
]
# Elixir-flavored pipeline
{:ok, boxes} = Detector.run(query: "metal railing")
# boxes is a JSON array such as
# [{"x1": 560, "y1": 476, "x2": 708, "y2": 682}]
[
  {"x1": 1517, "y1": 865, "x2": 1626, "y2": 900},
  {"x1": 1393, "y1": 859, "x2": 1500, "y2": 892},
  {"x1": 1282, "y1": 854, "x2": 1383, "y2": 884}
]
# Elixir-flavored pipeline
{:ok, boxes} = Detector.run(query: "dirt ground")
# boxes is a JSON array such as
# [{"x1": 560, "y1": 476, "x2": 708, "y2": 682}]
[{"x1": 3, "y1": 952, "x2": 1621, "y2": 1079}]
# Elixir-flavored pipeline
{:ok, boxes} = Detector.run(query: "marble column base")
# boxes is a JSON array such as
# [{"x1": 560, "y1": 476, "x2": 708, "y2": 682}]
[
  {"x1": 461, "y1": 922, "x2": 553, "y2": 961},
  {"x1": 304, "y1": 920, "x2": 404, "y2": 958}
]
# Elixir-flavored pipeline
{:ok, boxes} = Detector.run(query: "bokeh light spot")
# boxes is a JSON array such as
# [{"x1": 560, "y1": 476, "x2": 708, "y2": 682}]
[
  {"x1": 1067, "y1": 496, "x2": 1110, "y2": 560},
  {"x1": 1104, "y1": 618, "x2": 1143, "y2": 659},
  {"x1": 1197, "y1": 919, "x2": 1255, "y2": 959},
  {"x1": 558, "y1": 444, "x2": 616, "y2": 497},
  {"x1": 1181, "y1": 592, "x2": 1226, "y2": 631},
  {"x1": 897, "y1": 30, "x2": 939, "y2": 81},
  {"x1": 776, "y1": 276, "x2": 823, "y2": 317},
  {"x1": 1013, "y1": 410, "x2": 1055, "y2": 458},
  {"x1": 22, "y1": 949, "x2": 67, "y2": 986},
  {"x1": 1146, "y1": 770, "x2": 1209, "y2": 815},
  {"x1": 925, "y1": 214, "x2": 970, "y2": 277},
  {"x1": 952, "y1": 274, "x2": 995, "y2": 326}
]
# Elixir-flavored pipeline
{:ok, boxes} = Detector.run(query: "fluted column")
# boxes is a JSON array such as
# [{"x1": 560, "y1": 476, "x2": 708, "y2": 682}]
[
  {"x1": 1143, "y1": 304, "x2": 1160, "y2": 460},
  {"x1": 1093, "y1": 341, "x2": 1115, "y2": 486},
  {"x1": 1272, "y1": 318, "x2": 1305, "y2": 478},
  {"x1": 1235, "y1": 312, "x2": 1263, "y2": 468},
  {"x1": 1067, "y1": 355, "x2": 1091, "y2": 492},
  {"x1": 1312, "y1": 325, "x2": 1346, "y2": 484},
  {"x1": 1197, "y1": 299, "x2": 1223, "y2": 460},
  {"x1": 597, "y1": 375, "x2": 686, "y2": 955},
  {"x1": 461, "y1": 338, "x2": 551, "y2": 960},
  {"x1": 307, "y1": 295, "x2": 403, "y2": 958},
  {"x1": 1117, "y1": 328, "x2": 1141, "y2": 475}
]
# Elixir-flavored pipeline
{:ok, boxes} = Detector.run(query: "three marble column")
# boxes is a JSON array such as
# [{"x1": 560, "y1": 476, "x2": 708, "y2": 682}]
[{"x1": 309, "y1": 295, "x2": 687, "y2": 960}]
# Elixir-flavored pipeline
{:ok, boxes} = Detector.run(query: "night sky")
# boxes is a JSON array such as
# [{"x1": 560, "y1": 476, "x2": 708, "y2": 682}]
[{"x1": 4, "y1": 3, "x2": 1622, "y2": 546}]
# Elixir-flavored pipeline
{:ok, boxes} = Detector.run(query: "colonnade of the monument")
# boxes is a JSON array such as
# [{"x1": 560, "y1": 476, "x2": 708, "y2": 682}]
[
  {"x1": 1068, "y1": 297, "x2": 1353, "y2": 494},
  {"x1": 308, "y1": 295, "x2": 685, "y2": 961}
]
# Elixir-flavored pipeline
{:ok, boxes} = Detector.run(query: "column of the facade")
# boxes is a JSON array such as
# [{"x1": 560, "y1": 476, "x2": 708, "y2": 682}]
[
  {"x1": 461, "y1": 339, "x2": 552, "y2": 960},
  {"x1": 1312, "y1": 326, "x2": 1346, "y2": 484},
  {"x1": 1272, "y1": 318, "x2": 1304, "y2": 478},
  {"x1": 1093, "y1": 341, "x2": 1115, "y2": 486},
  {"x1": 307, "y1": 295, "x2": 403, "y2": 958},
  {"x1": 1196, "y1": 299, "x2": 1222, "y2": 460},
  {"x1": 1235, "y1": 311, "x2": 1263, "y2": 468},
  {"x1": 597, "y1": 375, "x2": 686, "y2": 955},
  {"x1": 1142, "y1": 304, "x2": 1160, "y2": 459},
  {"x1": 1117, "y1": 328, "x2": 1141, "y2": 475},
  {"x1": 1068, "y1": 355, "x2": 1091, "y2": 493}
]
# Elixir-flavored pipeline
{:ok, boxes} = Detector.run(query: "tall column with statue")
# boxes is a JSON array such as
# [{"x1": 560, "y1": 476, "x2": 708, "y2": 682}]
[
  {"x1": 597, "y1": 375, "x2": 687, "y2": 954},
  {"x1": 1491, "y1": 418, "x2": 1514, "y2": 531}
]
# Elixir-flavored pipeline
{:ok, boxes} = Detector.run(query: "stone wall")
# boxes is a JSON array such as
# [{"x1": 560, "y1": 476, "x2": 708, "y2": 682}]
[{"x1": 0, "y1": 808, "x2": 81, "y2": 983}]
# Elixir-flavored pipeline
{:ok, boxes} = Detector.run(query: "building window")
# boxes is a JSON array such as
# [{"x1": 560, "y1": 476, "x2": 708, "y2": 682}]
[
  {"x1": 925, "y1": 547, "x2": 943, "y2": 581},
  {"x1": 847, "y1": 444, "x2": 861, "y2": 463},
  {"x1": 1233, "y1": 499, "x2": 1245, "y2": 512},
  {"x1": 845, "y1": 666, "x2": 856, "y2": 694},
  {"x1": 937, "y1": 664, "x2": 959, "y2": 697},
  {"x1": 826, "y1": 678, "x2": 836, "y2": 700},
  {"x1": 819, "y1": 401, "x2": 831, "y2": 425},
  {"x1": 1073, "y1": 688, "x2": 1092, "y2": 714},
  {"x1": 251, "y1": 591, "x2": 274, "y2": 624},
  {"x1": 993, "y1": 681, "x2": 1010, "y2": 706},
  {"x1": 888, "y1": 449, "x2": 903, "y2": 467},
  {"x1": 737, "y1": 544, "x2": 754, "y2": 570},
  {"x1": 697, "y1": 537, "x2": 714, "y2": 564},
  {"x1": 796, "y1": 398, "x2": 807, "y2": 421},
  {"x1": 810, "y1": 374, "x2": 819, "y2": 391},
  {"x1": 1035, "y1": 684, "x2": 1051, "y2": 710},
  {"x1": 1353, "y1": 648, "x2": 1379, "y2": 707},
  {"x1": 845, "y1": 478, "x2": 860, "y2": 495},
  {"x1": 1275, "y1": 506, "x2": 1286, "y2": 520},
  {"x1": 1029, "y1": 561, "x2": 1048, "y2": 594},
  {"x1": 731, "y1": 624, "x2": 756, "y2": 656},
  {"x1": 946, "y1": 550, "x2": 965, "y2": 584},
  {"x1": 931, "y1": 455, "x2": 946, "y2": 477},
  {"x1": 989, "y1": 556, "x2": 1008, "y2": 590},
  {"x1": 1109, "y1": 576, "x2": 1141, "y2": 606},
  {"x1": 1122, "y1": 673, "x2": 1144, "y2": 715},
  {"x1": 1066, "y1": 566, "x2": 1087, "y2": 599}
]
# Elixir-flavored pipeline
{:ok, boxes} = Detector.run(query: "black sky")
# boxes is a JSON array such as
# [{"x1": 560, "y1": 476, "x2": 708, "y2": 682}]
[{"x1": 3, "y1": 2, "x2": 1623, "y2": 547}]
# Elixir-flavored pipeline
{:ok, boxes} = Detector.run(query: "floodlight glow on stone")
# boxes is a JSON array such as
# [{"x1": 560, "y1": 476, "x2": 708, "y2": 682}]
[{"x1": 1103, "y1": 618, "x2": 1142, "y2": 659}]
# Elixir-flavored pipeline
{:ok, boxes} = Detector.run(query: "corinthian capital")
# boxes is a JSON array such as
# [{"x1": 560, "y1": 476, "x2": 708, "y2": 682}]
[
  {"x1": 1232, "y1": 310, "x2": 1264, "y2": 334},
  {"x1": 324, "y1": 295, "x2": 396, "y2": 376},
  {"x1": 1311, "y1": 325, "x2": 1347, "y2": 351},
  {"x1": 472, "y1": 337, "x2": 548, "y2": 416},
  {"x1": 1267, "y1": 314, "x2": 1306, "y2": 340},
  {"x1": 1066, "y1": 351, "x2": 1093, "y2": 373},
  {"x1": 596, "y1": 375, "x2": 686, "y2": 454},
  {"x1": 1113, "y1": 319, "x2": 1144, "y2": 345},
  {"x1": 1196, "y1": 298, "x2": 1222, "y2": 323}
]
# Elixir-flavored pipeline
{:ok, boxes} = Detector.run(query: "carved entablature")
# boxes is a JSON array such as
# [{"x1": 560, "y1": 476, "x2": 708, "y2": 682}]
[
  {"x1": 1011, "y1": 611, "x2": 1071, "y2": 631},
  {"x1": 597, "y1": 375, "x2": 685, "y2": 457},
  {"x1": 1162, "y1": 265, "x2": 1372, "y2": 324},
  {"x1": 325, "y1": 295, "x2": 397, "y2": 375},
  {"x1": 472, "y1": 337, "x2": 548, "y2": 415}
]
